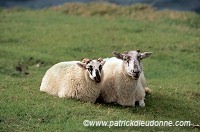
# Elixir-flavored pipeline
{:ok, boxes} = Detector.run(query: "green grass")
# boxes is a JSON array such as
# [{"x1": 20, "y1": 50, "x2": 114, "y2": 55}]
[{"x1": 0, "y1": 3, "x2": 200, "y2": 131}]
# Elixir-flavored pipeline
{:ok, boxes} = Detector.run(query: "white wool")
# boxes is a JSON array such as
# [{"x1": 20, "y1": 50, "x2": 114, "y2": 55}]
[
  {"x1": 103, "y1": 57, "x2": 120, "y2": 62},
  {"x1": 40, "y1": 61, "x2": 102, "y2": 103},
  {"x1": 100, "y1": 58, "x2": 146, "y2": 107}
]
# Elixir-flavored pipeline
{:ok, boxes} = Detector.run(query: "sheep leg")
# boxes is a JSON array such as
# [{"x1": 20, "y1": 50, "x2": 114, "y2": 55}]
[
  {"x1": 58, "y1": 83, "x2": 67, "y2": 98},
  {"x1": 138, "y1": 99, "x2": 145, "y2": 107},
  {"x1": 58, "y1": 91, "x2": 66, "y2": 98}
]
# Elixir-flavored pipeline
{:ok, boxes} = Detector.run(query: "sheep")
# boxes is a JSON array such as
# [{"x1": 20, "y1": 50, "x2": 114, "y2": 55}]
[
  {"x1": 40, "y1": 58, "x2": 106, "y2": 103},
  {"x1": 100, "y1": 50, "x2": 152, "y2": 107}
]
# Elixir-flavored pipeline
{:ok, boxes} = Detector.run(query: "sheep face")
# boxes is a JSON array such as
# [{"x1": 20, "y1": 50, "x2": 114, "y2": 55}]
[
  {"x1": 77, "y1": 58, "x2": 106, "y2": 83},
  {"x1": 113, "y1": 50, "x2": 152, "y2": 80}
]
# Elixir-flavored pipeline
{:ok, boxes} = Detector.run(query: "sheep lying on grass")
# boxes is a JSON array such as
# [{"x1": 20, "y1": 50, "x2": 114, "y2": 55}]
[
  {"x1": 40, "y1": 58, "x2": 106, "y2": 103},
  {"x1": 100, "y1": 50, "x2": 152, "y2": 107}
]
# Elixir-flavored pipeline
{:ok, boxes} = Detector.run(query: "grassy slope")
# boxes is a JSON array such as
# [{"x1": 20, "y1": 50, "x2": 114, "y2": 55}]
[{"x1": 0, "y1": 3, "x2": 200, "y2": 131}]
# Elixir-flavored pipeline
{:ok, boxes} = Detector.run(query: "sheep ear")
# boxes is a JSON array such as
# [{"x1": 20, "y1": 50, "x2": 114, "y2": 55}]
[
  {"x1": 77, "y1": 62, "x2": 86, "y2": 69},
  {"x1": 98, "y1": 57, "x2": 106, "y2": 66},
  {"x1": 136, "y1": 49, "x2": 140, "y2": 53},
  {"x1": 124, "y1": 51, "x2": 128, "y2": 54},
  {"x1": 82, "y1": 58, "x2": 91, "y2": 64},
  {"x1": 112, "y1": 51, "x2": 123, "y2": 60},
  {"x1": 141, "y1": 52, "x2": 153, "y2": 59},
  {"x1": 98, "y1": 57, "x2": 103, "y2": 62}
]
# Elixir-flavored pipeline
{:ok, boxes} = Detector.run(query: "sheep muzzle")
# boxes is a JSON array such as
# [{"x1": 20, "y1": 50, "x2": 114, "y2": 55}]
[{"x1": 94, "y1": 69, "x2": 101, "y2": 83}]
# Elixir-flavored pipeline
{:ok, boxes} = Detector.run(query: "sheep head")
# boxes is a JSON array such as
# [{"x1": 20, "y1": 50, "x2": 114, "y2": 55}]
[
  {"x1": 77, "y1": 58, "x2": 106, "y2": 83},
  {"x1": 112, "y1": 50, "x2": 152, "y2": 80}
]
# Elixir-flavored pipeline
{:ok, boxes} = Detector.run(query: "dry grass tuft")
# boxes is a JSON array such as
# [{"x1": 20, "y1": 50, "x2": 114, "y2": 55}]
[{"x1": 51, "y1": 2, "x2": 199, "y2": 22}]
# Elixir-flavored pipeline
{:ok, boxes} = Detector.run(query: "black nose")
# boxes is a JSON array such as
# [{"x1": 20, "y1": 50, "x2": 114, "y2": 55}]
[
  {"x1": 133, "y1": 71, "x2": 139, "y2": 75},
  {"x1": 133, "y1": 71, "x2": 140, "y2": 78},
  {"x1": 134, "y1": 71, "x2": 139, "y2": 74},
  {"x1": 95, "y1": 77, "x2": 101, "y2": 83},
  {"x1": 95, "y1": 69, "x2": 101, "y2": 83}
]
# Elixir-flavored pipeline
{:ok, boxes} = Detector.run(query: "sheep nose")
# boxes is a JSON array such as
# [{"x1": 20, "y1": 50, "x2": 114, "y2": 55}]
[
  {"x1": 134, "y1": 71, "x2": 139, "y2": 74},
  {"x1": 133, "y1": 70, "x2": 140, "y2": 78},
  {"x1": 95, "y1": 69, "x2": 101, "y2": 83}
]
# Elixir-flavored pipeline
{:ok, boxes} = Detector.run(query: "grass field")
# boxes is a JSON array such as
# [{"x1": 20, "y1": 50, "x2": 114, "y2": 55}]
[{"x1": 0, "y1": 3, "x2": 200, "y2": 131}]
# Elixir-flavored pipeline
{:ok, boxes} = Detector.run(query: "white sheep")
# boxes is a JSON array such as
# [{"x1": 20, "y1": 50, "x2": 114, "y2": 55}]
[
  {"x1": 100, "y1": 50, "x2": 152, "y2": 107},
  {"x1": 40, "y1": 58, "x2": 106, "y2": 103}
]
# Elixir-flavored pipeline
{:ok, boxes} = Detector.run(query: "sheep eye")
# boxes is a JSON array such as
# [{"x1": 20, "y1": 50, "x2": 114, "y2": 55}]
[
  {"x1": 137, "y1": 54, "x2": 141, "y2": 60},
  {"x1": 87, "y1": 66, "x2": 93, "y2": 74},
  {"x1": 123, "y1": 56, "x2": 128, "y2": 61},
  {"x1": 127, "y1": 61, "x2": 130, "y2": 66},
  {"x1": 89, "y1": 66, "x2": 93, "y2": 70}
]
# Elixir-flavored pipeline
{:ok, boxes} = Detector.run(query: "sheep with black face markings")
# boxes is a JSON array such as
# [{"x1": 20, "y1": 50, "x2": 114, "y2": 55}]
[
  {"x1": 100, "y1": 50, "x2": 152, "y2": 107},
  {"x1": 40, "y1": 58, "x2": 106, "y2": 103}
]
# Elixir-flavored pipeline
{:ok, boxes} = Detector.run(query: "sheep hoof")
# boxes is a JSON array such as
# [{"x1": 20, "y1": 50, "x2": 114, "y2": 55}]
[
  {"x1": 58, "y1": 92, "x2": 65, "y2": 98},
  {"x1": 139, "y1": 100, "x2": 145, "y2": 107},
  {"x1": 145, "y1": 87, "x2": 152, "y2": 95}
]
